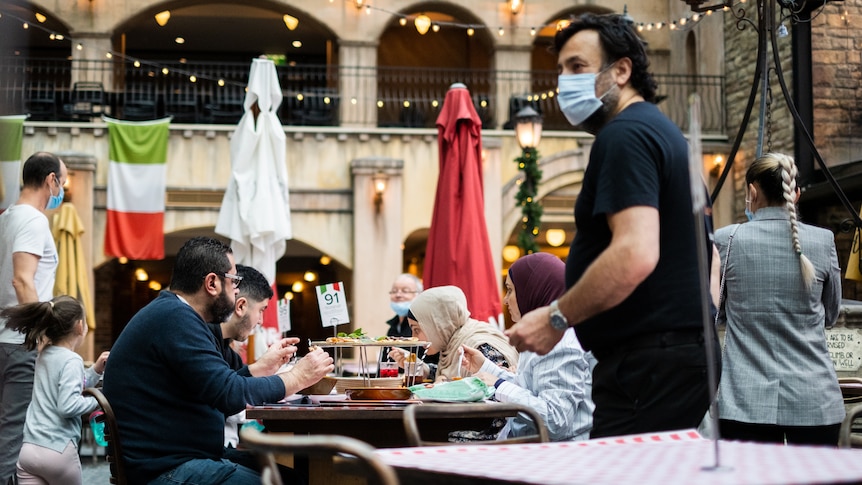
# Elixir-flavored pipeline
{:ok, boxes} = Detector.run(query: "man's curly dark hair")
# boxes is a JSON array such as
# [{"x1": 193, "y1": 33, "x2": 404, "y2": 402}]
[{"x1": 553, "y1": 13, "x2": 658, "y2": 103}]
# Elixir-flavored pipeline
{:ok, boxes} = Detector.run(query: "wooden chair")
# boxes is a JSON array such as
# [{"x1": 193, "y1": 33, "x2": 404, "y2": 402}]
[
  {"x1": 239, "y1": 428, "x2": 399, "y2": 485},
  {"x1": 164, "y1": 85, "x2": 200, "y2": 123},
  {"x1": 64, "y1": 82, "x2": 107, "y2": 120},
  {"x1": 25, "y1": 81, "x2": 57, "y2": 120},
  {"x1": 83, "y1": 387, "x2": 127, "y2": 485},
  {"x1": 122, "y1": 82, "x2": 158, "y2": 120},
  {"x1": 402, "y1": 402, "x2": 549, "y2": 447},
  {"x1": 839, "y1": 403, "x2": 862, "y2": 448}
]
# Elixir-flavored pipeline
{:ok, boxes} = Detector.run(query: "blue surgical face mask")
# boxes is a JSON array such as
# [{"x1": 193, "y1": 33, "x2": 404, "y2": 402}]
[
  {"x1": 556, "y1": 64, "x2": 614, "y2": 127},
  {"x1": 46, "y1": 177, "x2": 64, "y2": 210},
  {"x1": 744, "y1": 198, "x2": 754, "y2": 221},
  {"x1": 557, "y1": 73, "x2": 603, "y2": 126},
  {"x1": 390, "y1": 301, "x2": 411, "y2": 318}
]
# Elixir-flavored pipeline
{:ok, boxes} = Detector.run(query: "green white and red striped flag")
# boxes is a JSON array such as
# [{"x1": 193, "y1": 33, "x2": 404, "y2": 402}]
[
  {"x1": 104, "y1": 117, "x2": 170, "y2": 260},
  {"x1": 0, "y1": 115, "x2": 25, "y2": 213}
]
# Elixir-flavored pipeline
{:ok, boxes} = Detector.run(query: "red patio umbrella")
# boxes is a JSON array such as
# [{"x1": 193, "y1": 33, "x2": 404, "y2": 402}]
[{"x1": 424, "y1": 83, "x2": 501, "y2": 324}]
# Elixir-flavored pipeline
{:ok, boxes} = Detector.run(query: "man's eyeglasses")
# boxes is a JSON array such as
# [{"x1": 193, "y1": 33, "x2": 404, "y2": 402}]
[
  {"x1": 223, "y1": 273, "x2": 243, "y2": 288},
  {"x1": 389, "y1": 289, "x2": 417, "y2": 295}
]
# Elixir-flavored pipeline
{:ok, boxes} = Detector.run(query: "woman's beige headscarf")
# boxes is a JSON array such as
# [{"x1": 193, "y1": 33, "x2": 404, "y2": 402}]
[{"x1": 410, "y1": 286, "x2": 519, "y2": 381}]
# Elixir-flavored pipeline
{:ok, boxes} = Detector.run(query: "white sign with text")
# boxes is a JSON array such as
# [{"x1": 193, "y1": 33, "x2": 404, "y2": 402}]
[
  {"x1": 316, "y1": 282, "x2": 349, "y2": 328},
  {"x1": 826, "y1": 328, "x2": 862, "y2": 372}
]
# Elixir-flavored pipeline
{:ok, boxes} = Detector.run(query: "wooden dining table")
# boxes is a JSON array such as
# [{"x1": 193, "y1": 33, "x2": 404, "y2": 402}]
[
  {"x1": 246, "y1": 400, "x2": 495, "y2": 484},
  {"x1": 374, "y1": 429, "x2": 862, "y2": 485}
]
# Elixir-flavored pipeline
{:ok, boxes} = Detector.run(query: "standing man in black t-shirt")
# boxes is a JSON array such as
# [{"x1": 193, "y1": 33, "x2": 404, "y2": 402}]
[{"x1": 506, "y1": 13, "x2": 718, "y2": 438}]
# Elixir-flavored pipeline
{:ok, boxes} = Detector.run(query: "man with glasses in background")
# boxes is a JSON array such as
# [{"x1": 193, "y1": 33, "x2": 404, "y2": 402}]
[
  {"x1": 380, "y1": 273, "x2": 436, "y2": 376},
  {"x1": 104, "y1": 236, "x2": 333, "y2": 485},
  {"x1": 386, "y1": 273, "x2": 423, "y2": 338}
]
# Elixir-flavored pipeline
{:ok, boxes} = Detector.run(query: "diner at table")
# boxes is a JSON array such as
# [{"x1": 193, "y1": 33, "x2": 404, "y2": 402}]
[
  {"x1": 388, "y1": 285, "x2": 518, "y2": 383},
  {"x1": 460, "y1": 252, "x2": 595, "y2": 441},
  {"x1": 103, "y1": 237, "x2": 333, "y2": 485}
]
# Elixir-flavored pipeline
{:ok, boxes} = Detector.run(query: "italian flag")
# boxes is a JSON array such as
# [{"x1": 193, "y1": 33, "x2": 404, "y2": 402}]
[
  {"x1": 104, "y1": 117, "x2": 170, "y2": 260},
  {"x1": 0, "y1": 115, "x2": 25, "y2": 213}
]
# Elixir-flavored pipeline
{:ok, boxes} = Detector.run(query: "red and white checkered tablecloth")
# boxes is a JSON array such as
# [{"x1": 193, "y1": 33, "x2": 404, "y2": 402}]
[{"x1": 375, "y1": 429, "x2": 862, "y2": 484}]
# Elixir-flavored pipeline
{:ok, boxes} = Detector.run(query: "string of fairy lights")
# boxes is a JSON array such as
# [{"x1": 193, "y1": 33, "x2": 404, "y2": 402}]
[
  {"x1": 0, "y1": 1, "x2": 742, "y2": 90},
  {"x1": 0, "y1": 0, "x2": 849, "y2": 95}
]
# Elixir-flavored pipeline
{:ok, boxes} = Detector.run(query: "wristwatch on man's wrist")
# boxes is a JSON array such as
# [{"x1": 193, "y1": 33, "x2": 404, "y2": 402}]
[{"x1": 548, "y1": 299, "x2": 569, "y2": 331}]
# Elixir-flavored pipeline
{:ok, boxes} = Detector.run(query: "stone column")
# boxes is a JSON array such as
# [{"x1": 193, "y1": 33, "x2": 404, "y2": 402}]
[
  {"x1": 55, "y1": 151, "x2": 96, "y2": 362},
  {"x1": 482, "y1": 137, "x2": 503, "y2": 297},
  {"x1": 339, "y1": 41, "x2": 378, "y2": 128},
  {"x1": 494, "y1": 46, "x2": 533, "y2": 128},
  {"x1": 350, "y1": 157, "x2": 404, "y2": 339},
  {"x1": 69, "y1": 33, "x2": 113, "y2": 87}
]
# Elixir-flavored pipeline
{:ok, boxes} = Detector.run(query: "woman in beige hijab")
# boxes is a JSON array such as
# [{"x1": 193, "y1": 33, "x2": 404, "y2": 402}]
[{"x1": 391, "y1": 285, "x2": 518, "y2": 382}]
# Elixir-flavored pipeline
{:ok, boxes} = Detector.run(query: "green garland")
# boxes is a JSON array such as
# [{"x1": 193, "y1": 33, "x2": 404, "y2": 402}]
[{"x1": 514, "y1": 146, "x2": 543, "y2": 254}]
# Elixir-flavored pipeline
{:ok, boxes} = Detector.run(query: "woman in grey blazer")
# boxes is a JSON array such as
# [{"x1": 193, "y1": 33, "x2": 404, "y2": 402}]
[{"x1": 714, "y1": 152, "x2": 844, "y2": 446}]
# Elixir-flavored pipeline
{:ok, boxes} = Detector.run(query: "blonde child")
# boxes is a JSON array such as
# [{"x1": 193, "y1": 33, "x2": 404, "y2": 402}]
[{"x1": 1, "y1": 295, "x2": 108, "y2": 485}]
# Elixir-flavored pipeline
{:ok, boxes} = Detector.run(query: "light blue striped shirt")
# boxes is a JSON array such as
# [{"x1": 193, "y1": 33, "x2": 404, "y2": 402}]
[{"x1": 482, "y1": 328, "x2": 596, "y2": 441}]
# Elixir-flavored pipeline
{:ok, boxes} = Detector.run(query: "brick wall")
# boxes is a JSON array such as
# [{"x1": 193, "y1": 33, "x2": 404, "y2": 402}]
[
  {"x1": 723, "y1": 2, "x2": 795, "y2": 222},
  {"x1": 811, "y1": 6, "x2": 862, "y2": 165},
  {"x1": 724, "y1": 3, "x2": 862, "y2": 302}
]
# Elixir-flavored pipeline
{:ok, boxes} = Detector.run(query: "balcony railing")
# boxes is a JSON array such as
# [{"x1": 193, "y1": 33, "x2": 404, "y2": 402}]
[{"x1": 0, "y1": 57, "x2": 725, "y2": 134}]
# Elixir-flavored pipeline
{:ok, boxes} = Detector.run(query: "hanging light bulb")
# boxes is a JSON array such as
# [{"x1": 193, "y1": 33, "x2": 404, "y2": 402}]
[
  {"x1": 467, "y1": 27, "x2": 475, "y2": 36},
  {"x1": 354, "y1": 0, "x2": 365, "y2": 9},
  {"x1": 133, "y1": 60, "x2": 140, "y2": 67},
  {"x1": 509, "y1": 0, "x2": 524, "y2": 15},
  {"x1": 282, "y1": 14, "x2": 298, "y2": 30},
  {"x1": 414, "y1": 14, "x2": 431, "y2": 35},
  {"x1": 431, "y1": 23, "x2": 440, "y2": 33},
  {"x1": 530, "y1": 27, "x2": 536, "y2": 36},
  {"x1": 498, "y1": 27, "x2": 505, "y2": 36},
  {"x1": 399, "y1": 17, "x2": 407, "y2": 26},
  {"x1": 34, "y1": 13, "x2": 47, "y2": 23},
  {"x1": 154, "y1": 10, "x2": 171, "y2": 27}
]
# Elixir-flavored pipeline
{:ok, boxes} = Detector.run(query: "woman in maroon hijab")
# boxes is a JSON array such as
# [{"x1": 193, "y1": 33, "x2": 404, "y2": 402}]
[{"x1": 462, "y1": 252, "x2": 596, "y2": 441}]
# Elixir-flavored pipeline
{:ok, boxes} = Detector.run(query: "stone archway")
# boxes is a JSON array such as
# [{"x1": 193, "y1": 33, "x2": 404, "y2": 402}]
[{"x1": 501, "y1": 143, "x2": 592, "y2": 246}]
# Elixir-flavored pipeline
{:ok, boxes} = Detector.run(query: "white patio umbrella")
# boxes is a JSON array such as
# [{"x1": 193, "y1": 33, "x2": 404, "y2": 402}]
[{"x1": 216, "y1": 58, "x2": 291, "y2": 353}]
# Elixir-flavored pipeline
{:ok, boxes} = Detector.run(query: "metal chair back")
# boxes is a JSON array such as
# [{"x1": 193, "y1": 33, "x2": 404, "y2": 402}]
[
  {"x1": 402, "y1": 402, "x2": 549, "y2": 447},
  {"x1": 83, "y1": 387, "x2": 127, "y2": 485},
  {"x1": 239, "y1": 428, "x2": 399, "y2": 485}
]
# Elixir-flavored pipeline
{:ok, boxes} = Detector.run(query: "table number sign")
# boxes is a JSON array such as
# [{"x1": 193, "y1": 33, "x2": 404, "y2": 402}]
[
  {"x1": 316, "y1": 282, "x2": 349, "y2": 328},
  {"x1": 277, "y1": 298, "x2": 291, "y2": 333}
]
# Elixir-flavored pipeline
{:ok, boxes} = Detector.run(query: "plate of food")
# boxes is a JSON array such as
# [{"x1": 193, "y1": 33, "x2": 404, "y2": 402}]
[
  {"x1": 311, "y1": 329, "x2": 429, "y2": 347},
  {"x1": 345, "y1": 387, "x2": 413, "y2": 401},
  {"x1": 331, "y1": 376, "x2": 402, "y2": 394}
]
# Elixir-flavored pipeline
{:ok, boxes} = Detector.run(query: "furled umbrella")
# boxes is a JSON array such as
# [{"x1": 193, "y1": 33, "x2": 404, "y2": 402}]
[
  {"x1": 424, "y1": 83, "x2": 501, "y2": 324},
  {"x1": 215, "y1": 58, "x2": 292, "y2": 352},
  {"x1": 53, "y1": 202, "x2": 95, "y2": 329}
]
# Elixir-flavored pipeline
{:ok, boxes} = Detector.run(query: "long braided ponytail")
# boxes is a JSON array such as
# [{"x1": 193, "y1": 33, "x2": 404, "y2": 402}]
[{"x1": 746, "y1": 153, "x2": 815, "y2": 287}]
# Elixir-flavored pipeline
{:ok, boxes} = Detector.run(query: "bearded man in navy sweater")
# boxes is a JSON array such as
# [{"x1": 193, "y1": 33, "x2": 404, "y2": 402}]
[{"x1": 104, "y1": 237, "x2": 333, "y2": 485}]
